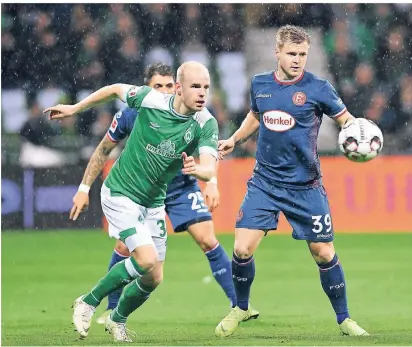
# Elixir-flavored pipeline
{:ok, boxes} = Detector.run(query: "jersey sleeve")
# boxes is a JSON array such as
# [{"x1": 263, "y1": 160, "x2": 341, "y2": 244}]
[
  {"x1": 198, "y1": 118, "x2": 219, "y2": 159},
  {"x1": 106, "y1": 109, "x2": 129, "y2": 143},
  {"x1": 126, "y1": 85, "x2": 152, "y2": 110},
  {"x1": 249, "y1": 77, "x2": 259, "y2": 113},
  {"x1": 318, "y1": 80, "x2": 347, "y2": 118}
]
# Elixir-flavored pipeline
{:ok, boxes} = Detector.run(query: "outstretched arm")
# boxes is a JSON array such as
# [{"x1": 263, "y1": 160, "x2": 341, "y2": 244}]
[
  {"x1": 218, "y1": 110, "x2": 260, "y2": 156},
  {"x1": 44, "y1": 84, "x2": 133, "y2": 119},
  {"x1": 81, "y1": 136, "x2": 118, "y2": 187},
  {"x1": 70, "y1": 136, "x2": 118, "y2": 221}
]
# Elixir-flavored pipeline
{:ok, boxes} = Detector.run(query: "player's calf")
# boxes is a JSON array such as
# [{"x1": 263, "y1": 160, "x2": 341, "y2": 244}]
[
  {"x1": 231, "y1": 228, "x2": 264, "y2": 310},
  {"x1": 308, "y1": 241, "x2": 351, "y2": 324},
  {"x1": 106, "y1": 241, "x2": 130, "y2": 311},
  {"x1": 189, "y1": 222, "x2": 237, "y2": 307},
  {"x1": 110, "y1": 261, "x2": 163, "y2": 326},
  {"x1": 81, "y1": 245, "x2": 155, "y2": 313}
]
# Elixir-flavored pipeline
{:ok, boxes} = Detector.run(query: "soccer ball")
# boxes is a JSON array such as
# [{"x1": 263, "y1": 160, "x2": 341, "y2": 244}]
[{"x1": 338, "y1": 118, "x2": 383, "y2": 162}]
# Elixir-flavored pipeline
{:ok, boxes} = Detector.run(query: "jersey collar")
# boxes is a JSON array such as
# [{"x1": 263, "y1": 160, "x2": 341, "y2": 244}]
[
  {"x1": 169, "y1": 96, "x2": 195, "y2": 119},
  {"x1": 273, "y1": 70, "x2": 305, "y2": 85}
]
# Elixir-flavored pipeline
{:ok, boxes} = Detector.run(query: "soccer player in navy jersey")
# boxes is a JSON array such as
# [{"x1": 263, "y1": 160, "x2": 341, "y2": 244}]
[
  {"x1": 70, "y1": 62, "x2": 259, "y2": 325},
  {"x1": 215, "y1": 25, "x2": 369, "y2": 337}
]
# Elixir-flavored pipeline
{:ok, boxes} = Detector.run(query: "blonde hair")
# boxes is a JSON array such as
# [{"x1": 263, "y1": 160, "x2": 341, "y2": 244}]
[{"x1": 276, "y1": 25, "x2": 311, "y2": 48}]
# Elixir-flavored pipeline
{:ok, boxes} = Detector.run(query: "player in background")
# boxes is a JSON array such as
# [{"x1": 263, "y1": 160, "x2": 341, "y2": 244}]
[
  {"x1": 45, "y1": 61, "x2": 220, "y2": 342},
  {"x1": 70, "y1": 62, "x2": 258, "y2": 324},
  {"x1": 215, "y1": 25, "x2": 370, "y2": 337}
]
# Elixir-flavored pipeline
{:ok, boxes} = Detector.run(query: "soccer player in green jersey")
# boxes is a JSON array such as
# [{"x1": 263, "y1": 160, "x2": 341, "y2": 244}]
[{"x1": 45, "y1": 61, "x2": 220, "y2": 342}]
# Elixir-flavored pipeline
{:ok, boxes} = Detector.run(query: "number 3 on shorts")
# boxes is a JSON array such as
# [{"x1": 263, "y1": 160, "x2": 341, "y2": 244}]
[
  {"x1": 157, "y1": 220, "x2": 167, "y2": 237},
  {"x1": 311, "y1": 214, "x2": 332, "y2": 233}
]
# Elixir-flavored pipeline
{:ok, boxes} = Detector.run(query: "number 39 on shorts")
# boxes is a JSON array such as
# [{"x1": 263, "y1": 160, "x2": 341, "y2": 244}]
[{"x1": 311, "y1": 214, "x2": 332, "y2": 233}]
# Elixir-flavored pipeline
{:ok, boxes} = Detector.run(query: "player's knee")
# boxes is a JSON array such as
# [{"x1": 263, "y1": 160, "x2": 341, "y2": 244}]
[
  {"x1": 309, "y1": 242, "x2": 335, "y2": 264},
  {"x1": 196, "y1": 234, "x2": 219, "y2": 252},
  {"x1": 137, "y1": 258, "x2": 157, "y2": 273},
  {"x1": 233, "y1": 244, "x2": 254, "y2": 259},
  {"x1": 189, "y1": 222, "x2": 218, "y2": 252},
  {"x1": 131, "y1": 254, "x2": 157, "y2": 273},
  {"x1": 149, "y1": 270, "x2": 163, "y2": 288},
  {"x1": 140, "y1": 267, "x2": 163, "y2": 290}
]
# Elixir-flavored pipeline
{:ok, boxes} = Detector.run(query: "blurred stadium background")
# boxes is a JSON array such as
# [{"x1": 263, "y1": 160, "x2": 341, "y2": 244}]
[{"x1": 2, "y1": 3, "x2": 412, "y2": 346}]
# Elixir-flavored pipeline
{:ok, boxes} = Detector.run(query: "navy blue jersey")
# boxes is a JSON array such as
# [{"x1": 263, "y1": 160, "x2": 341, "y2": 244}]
[
  {"x1": 250, "y1": 70, "x2": 346, "y2": 188},
  {"x1": 106, "y1": 107, "x2": 197, "y2": 197}
]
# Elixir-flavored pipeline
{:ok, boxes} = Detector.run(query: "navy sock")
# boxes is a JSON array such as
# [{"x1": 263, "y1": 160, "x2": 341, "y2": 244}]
[
  {"x1": 318, "y1": 254, "x2": 350, "y2": 324},
  {"x1": 232, "y1": 252, "x2": 255, "y2": 311},
  {"x1": 107, "y1": 250, "x2": 128, "y2": 310},
  {"x1": 205, "y1": 243, "x2": 237, "y2": 307}
]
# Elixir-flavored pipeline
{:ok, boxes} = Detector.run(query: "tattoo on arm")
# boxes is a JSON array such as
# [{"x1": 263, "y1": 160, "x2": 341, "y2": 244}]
[{"x1": 81, "y1": 137, "x2": 117, "y2": 187}]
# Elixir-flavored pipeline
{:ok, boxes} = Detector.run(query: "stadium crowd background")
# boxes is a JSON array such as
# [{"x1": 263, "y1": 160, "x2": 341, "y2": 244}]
[{"x1": 2, "y1": 3, "x2": 412, "y2": 168}]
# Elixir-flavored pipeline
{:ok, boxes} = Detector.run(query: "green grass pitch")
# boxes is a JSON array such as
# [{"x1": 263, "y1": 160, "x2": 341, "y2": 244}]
[{"x1": 2, "y1": 230, "x2": 412, "y2": 346}]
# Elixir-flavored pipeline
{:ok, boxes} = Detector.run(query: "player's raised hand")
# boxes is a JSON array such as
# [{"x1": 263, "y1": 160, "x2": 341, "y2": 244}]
[
  {"x1": 43, "y1": 104, "x2": 77, "y2": 120},
  {"x1": 203, "y1": 181, "x2": 220, "y2": 212},
  {"x1": 218, "y1": 137, "x2": 235, "y2": 157},
  {"x1": 181, "y1": 152, "x2": 197, "y2": 175},
  {"x1": 70, "y1": 191, "x2": 89, "y2": 221}
]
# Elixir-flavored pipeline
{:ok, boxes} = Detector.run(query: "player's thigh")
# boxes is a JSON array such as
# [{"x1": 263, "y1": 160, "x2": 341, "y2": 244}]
[
  {"x1": 101, "y1": 185, "x2": 154, "y2": 256},
  {"x1": 166, "y1": 186, "x2": 212, "y2": 233},
  {"x1": 280, "y1": 185, "x2": 334, "y2": 242},
  {"x1": 145, "y1": 205, "x2": 168, "y2": 262},
  {"x1": 235, "y1": 175, "x2": 279, "y2": 232},
  {"x1": 234, "y1": 228, "x2": 265, "y2": 258},
  {"x1": 140, "y1": 260, "x2": 164, "y2": 289},
  {"x1": 187, "y1": 220, "x2": 218, "y2": 251}
]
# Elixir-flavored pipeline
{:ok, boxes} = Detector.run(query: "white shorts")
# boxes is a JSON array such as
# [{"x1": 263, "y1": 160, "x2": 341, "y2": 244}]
[{"x1": 101, "y1": 184, "x2": 167, "y2": 261}]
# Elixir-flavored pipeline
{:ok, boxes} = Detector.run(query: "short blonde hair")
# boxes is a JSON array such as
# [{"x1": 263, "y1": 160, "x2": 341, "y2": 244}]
[{"x1": 276, "y1": 25, "x2": 311, "y2": 48}]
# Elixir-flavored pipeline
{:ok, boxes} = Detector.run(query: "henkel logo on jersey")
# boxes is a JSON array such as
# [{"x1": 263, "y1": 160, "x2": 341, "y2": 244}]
[{"x1": 263, "y1": 111, "x2": 296, "y2": 132}]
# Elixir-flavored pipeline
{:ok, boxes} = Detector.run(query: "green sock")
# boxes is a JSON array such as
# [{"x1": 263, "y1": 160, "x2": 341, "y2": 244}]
[
  {"x1": 83, "y1": 258, "x2": 147, "y2": 307},
  {"x1": 111, "y1": 278, "x2": 153, "y2": 323}
]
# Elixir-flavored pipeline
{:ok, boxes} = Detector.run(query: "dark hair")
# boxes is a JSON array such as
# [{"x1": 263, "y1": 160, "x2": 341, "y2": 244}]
[{"x1": 143, "y1": 62, "x2": 174, "y2": 85}]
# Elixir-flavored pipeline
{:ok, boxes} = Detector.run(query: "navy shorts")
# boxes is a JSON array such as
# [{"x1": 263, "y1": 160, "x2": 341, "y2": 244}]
[
  {"x1": 165, "y1": 183, "x2": 212, "y2": 232},
  {"x1": 236, "y1": 174, "x2": 334, "y2": 242}
]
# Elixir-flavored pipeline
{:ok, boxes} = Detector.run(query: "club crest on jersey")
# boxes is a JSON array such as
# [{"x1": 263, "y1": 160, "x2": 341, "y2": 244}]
[
  {"x1": 128, "y1": 86, "x2": 139, "y2": 97},
  {"x1": 263, "y1": 111, "x2": 296, "y2": 132},
  {"x1": 184, "y1": 129, "x2": 193, "y2": 144},
  {"x1": 146, "y1": 140, "x2": 181, "y2": 159},
  {"x1": 292, "y1": 92, "x2": 306, "y2": 106}
]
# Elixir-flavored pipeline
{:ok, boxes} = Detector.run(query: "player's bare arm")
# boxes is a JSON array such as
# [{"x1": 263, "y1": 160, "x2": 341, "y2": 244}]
[
  {"x1": 218, "y1": 110, "x2": 260, "y2": 156},
  {"x1": 182, "y1": 152, "x2": 216, "y2": 182},
  {"x1": 334, "y1": 110, "x2": 355, "y2": 128},
  {"x1": 83, "y1": 136, "x2": 118, "y2": 187},
  {"x1": 70, "y1": 136, "x2": 117, "y2": 221},
  {"x1": 44, "y1": 84, "x2": 133, "y2": 119},
  {"x1": 203, "y1": 159, "x2": 220, "y2": 212}
]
